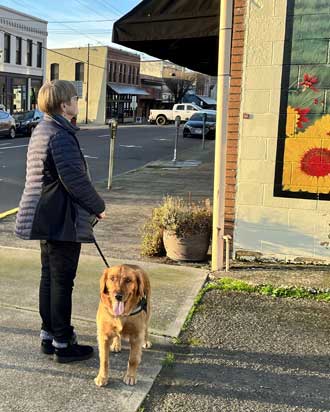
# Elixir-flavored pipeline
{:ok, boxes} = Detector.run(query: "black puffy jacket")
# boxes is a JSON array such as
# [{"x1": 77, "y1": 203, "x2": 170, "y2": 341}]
[{"x1": 15, "y1": 114, "x2": 105, "y2": 243}]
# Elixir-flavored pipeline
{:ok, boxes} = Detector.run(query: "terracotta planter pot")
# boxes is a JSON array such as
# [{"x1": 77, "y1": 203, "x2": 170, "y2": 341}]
[{"x1": 163, "y1": 229, "x2": 210, "y2": 262}]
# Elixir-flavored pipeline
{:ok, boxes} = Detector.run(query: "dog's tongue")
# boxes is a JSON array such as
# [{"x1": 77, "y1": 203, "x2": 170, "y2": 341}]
[{"x1": 114, "y1": 301, "x2": 124, "y2": 316}]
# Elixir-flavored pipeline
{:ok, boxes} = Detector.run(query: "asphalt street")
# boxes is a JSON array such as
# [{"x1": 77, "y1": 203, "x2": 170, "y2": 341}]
[{"x1": 0, "y1": 124, "x2": 203, "y2": 212}]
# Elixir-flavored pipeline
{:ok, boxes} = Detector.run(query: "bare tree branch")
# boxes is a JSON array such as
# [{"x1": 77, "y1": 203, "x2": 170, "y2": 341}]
[{"x1": 163, "y1": 74, "x2": 196, "y2": 103}]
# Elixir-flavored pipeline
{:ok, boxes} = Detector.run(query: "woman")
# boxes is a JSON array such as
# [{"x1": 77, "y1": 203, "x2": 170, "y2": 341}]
[{"x1": 15, "y1": 80, "x2": 105, "y2": 363}]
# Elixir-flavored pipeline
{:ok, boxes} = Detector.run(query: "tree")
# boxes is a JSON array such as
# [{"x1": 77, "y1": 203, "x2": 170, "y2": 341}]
[{"x1": 163, "y1": 73, "x2": 196, "y2": 103}]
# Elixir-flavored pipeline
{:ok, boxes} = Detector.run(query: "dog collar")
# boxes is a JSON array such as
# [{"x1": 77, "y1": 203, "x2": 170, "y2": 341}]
[{"x1": 129, "y1": 296, "x2": 148, "y2": 316}]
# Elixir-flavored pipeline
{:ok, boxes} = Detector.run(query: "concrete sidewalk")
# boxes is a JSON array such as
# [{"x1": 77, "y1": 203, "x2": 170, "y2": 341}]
[{"x1": 0, "y1": 141, "x2": 214, "y2": 412}]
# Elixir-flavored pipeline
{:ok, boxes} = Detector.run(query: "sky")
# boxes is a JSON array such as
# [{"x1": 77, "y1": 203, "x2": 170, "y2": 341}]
[{"x1": 1, "y1": 0, "x2": 146, "y2": 53}]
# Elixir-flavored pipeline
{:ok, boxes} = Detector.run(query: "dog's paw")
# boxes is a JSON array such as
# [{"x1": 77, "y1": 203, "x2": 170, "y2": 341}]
[
  {"x1": 94, "y1": 375, "x2": 109, "y2": 387},
  {"x1": 123, "y1": 373, "x2": 137, "y2": 386},
  {"x1": 143, "y1": 340, "x2": 152, "y2": 349},
  {"x1": 110, "y1": 341, "x2": 121, "y2": 353}
]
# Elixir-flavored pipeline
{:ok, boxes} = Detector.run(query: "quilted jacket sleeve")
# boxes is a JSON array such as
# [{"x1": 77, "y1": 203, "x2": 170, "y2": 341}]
[{"x1": 50, "y1": 130, "x2": 105, "y2": 215}]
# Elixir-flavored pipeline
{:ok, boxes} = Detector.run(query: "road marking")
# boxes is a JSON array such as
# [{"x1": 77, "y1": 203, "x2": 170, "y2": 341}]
[
  {"x1": 0, "y1": 144, "x2": 28, "y2": 150},
  {"x1": 84, "y1": 155, "x2": 98, "y2": 159},
  {"x1": 98, "y1": 134, "x2": 109, "y2": 137},
  {"x1": 0, "y1": 142, "x2": 12, "y2": 147},
  {"x1": 0, "y1": 207, "x2": 19, "y2": 219},
  {"x1": 153, "y1": 138, "x2": 170, "y2": 141},
  {"x1": 120, "y1": 145, "x2": 143, "y2": 148}
]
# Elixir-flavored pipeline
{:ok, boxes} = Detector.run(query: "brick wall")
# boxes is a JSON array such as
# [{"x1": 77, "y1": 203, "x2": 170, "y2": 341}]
[{"x1": 224, "y1": 0, "x2": 247, "y2": 240}]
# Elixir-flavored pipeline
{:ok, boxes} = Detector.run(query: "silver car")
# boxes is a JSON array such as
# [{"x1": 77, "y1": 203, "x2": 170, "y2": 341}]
[{"x1": 0, "y1": 110, "x2": 16, "y2": 139}]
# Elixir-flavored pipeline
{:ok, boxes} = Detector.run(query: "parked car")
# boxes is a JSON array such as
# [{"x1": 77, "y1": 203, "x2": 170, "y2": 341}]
[
  {"x1": 14, "y1": 109, "x2": 44, "y2": 136},
  {"x1": 183, "y1": 112, "x2": 216, "y2": 139},
  {"x1": 149, "y1": 103, "x2": 206, "y2": 126},
  {"x1": 0, "y1": 110, "x2": 16, "y2": 139}
]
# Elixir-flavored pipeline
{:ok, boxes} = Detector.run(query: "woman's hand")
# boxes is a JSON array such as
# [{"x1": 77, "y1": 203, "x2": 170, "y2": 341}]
[{"x1": 97, "y1": 211, "x2": 106, "y2": 220}]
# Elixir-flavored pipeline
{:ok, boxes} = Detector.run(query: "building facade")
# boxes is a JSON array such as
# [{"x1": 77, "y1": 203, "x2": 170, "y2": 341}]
[
  {"x1": 46, "y1": 45, "x2": 148, "y2": 124},
  {"x1": 223, "y1": 0, "x2": 330, "y2": 263},
  {"x1": 0, "y1": 6, "x2": 47, "y2": 113},
  {"x1": 140, "y1": 59, "x2": 215, "y2": 106}
]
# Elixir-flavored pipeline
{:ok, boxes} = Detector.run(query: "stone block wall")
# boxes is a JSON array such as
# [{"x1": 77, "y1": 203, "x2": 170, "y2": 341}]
[{"x1": 234, "y1": 0, "x2": 330, "y2": 262}]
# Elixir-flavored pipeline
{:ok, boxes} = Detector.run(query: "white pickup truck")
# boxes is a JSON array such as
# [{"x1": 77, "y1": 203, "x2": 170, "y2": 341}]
[{"x1": 149, "y1": 103, "x2": 206, "y2": 126}]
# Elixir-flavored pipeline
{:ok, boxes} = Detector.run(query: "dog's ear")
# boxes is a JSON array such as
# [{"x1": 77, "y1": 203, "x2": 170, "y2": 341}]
[
  {"x1": 135, "y1": 269, "x2": 146, "y2": 299},
  {"x1": 100, "y1": 268, "x2": 110, "y2": 306}
]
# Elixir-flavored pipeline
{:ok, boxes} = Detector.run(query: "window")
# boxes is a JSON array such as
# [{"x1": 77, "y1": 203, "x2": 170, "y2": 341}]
[
  {"x1": 123, "y1": 64, "x2": 126, "y2": 83},
  {"x1": 187, "y1": 105, "x2": 196, "y2": 111},
  {"x1": 109, "y1": 62, "x2": 113, "y2": 82},
  {"x1": 75, "y1": 62, "x2": 84, "y2": 81},
  {"x1": 136, "y1": 67, "x2": 139, "y2": 85},
  {"x1": 131, "y1": 67, "x2": 136, "y2": 84},
  {"x1": 127, "y1": 66, "x2": 131, "y2": 84},
  {"x1": 0, "y1": 111, "x2": 9, "y2": 120},
  {"x1": 190, "y1": 113, "x2": 203, "y2": 121},
  {"x1": 118, "y1": 64, "x2": 122, "y2": 82},
  {"x1": 27, "y1": 39, "x2": 33, "y2": 66},
  {"x1": 113, "y1": 62, "x2": 117, "y2": 82},
  {"x1": 4, "y1": 33, "x2": 10, "y2": 63},
  {"x1": 37, "y1": 42, "x2": 42, "y2": 67},
  {"x1": 16, "y1": 37, "x2": 22, "y2": 65},
  {"x1": 176, "y1": 105, "x2": 184, "y2": 110},
  {"x1": 50, "y1": 63, "x2": 59, "y2": 80}
]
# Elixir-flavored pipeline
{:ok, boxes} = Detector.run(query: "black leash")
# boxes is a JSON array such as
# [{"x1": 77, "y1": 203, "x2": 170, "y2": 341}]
[{"x1": 92, "y1": 218, "x2": 110, "y2": 268}]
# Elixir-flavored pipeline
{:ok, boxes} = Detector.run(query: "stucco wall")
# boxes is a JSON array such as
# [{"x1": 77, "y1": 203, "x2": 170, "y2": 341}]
[
  {"x1": 46, "y1": 46, "x2": 107, "y2": 124},
  {"x1": 234, "y1": 0, "x2": 330, "y2": 262}
]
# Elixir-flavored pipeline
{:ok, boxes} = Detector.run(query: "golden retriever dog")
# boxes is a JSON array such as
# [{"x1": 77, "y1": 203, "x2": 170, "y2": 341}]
[{"x1": 94, "y1": 264, "x2": 151, "y2": 387}]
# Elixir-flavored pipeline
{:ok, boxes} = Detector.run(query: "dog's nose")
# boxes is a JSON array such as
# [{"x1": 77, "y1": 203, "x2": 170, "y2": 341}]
[{"x1": 115, "y1": 294, "x2": 123, "y2": 301}]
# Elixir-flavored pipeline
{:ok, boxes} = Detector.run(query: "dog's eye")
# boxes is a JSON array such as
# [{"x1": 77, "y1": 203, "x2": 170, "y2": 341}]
[
  {"x1": 110, "y1": 276, "x2": 115, "y2": 282},
  {"x1": 125, "y1": 278, "x2": 131, "y2": 283}
]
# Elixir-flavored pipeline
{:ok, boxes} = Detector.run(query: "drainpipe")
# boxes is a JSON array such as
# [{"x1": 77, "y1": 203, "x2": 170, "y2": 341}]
[
  {"x1": 223, "y1": 235, "x2": 232, "y2": 272},
  {"x1": 211, "y1": 0, "x2": 234, "y2": 271}
]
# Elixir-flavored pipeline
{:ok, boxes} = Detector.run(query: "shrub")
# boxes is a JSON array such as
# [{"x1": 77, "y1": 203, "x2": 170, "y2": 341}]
[
  {"x1": 140, "y1": 195, "x2": 212, "y2": 257},
  {"x1": 161, "y1": 196, "x2": 212, "y2": 237}
]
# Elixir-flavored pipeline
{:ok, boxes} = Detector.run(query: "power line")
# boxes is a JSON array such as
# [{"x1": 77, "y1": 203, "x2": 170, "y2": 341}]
[
  {"x1": 0, "y1": 17, "x2": 117, "y2": 23},
  {"x1": 0, "y1": 29, "x2": 143, "y2": 70}
]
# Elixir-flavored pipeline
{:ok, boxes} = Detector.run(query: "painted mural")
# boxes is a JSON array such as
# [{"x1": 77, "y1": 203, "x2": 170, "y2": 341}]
[{"x1": 274, "y1": 0, "x2": 330, "y2": 200}]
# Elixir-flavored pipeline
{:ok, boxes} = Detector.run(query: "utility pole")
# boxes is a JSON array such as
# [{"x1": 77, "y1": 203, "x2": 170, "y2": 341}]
[{"x1": 85, "y1": 43, "x2": 90, "y2": 124}]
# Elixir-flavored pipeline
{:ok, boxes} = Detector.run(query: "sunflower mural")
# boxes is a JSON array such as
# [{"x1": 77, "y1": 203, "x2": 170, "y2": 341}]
[{"x1": 274, "y1": 1, "x2": 330, "y2": 200}]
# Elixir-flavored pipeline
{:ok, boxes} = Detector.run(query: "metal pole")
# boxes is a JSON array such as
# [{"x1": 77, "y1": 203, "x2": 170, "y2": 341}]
[
  {"x1": 85, "y1": 43, "x2": 90, "y2": 124},
  {"x1": 202, "y1": 112, "x2": 207, "y2": 150},
  {"x1": 211, "y1": 0, "x2": 233, "y2": 271},
  {"x1": 107, "y1": 119, "x2": 118, "y2": 190},
  {"x1": 173, "y1": 115, "x2": 181, "y2": 162}
]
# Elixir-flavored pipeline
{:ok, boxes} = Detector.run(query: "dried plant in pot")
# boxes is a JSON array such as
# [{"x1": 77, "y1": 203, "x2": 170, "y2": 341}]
[{"x1": 161, "y1": 196, "x2": 212, "y2": 262}]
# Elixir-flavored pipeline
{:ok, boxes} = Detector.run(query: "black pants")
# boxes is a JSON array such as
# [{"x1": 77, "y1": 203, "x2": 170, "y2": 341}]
[{"x1": 39, "y1": 240, "x2": 81, "y2": 343}]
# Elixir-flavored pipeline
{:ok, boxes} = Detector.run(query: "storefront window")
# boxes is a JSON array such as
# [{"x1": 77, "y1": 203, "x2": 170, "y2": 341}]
[
  {"x1": 12, "y1": 77, "x2": 27, "y2": 112},
  {"x1": 0, "y1": 76, "x2": 6, "y2": 110},
  {"x1": 31, "y1": 79, "x2": 42, "y2": 110}
]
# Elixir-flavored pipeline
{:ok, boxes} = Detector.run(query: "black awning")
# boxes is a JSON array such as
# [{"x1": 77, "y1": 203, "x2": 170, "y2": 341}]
[{"x1": 112, "y1": 0, "x2": 219, "y2": 76}]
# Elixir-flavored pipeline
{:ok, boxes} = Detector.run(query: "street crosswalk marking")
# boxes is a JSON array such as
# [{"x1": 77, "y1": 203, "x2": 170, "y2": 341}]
[
  {"x1": 84, "y1": 155, "x2": 98, "y2": 159},
  {"x1": 120, "y1": 145, "x2": 143, "y2": 148},
  {"x1": 0, "y1": 144, "x2": 28, "y2": 150}
]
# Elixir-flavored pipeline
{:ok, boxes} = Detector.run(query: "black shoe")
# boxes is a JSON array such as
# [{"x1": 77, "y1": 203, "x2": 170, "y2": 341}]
[
  {"x1": 54, "y1": 343, "x2": 94, "y2": 363},
  {"x1": 41, "y1": 339, "x2": 55, "y2": 355}
]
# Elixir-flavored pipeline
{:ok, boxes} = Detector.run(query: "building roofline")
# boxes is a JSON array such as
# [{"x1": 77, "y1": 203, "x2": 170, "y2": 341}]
[{"x1": 0, "y1": 6, "x2": 48, "y2": 24}]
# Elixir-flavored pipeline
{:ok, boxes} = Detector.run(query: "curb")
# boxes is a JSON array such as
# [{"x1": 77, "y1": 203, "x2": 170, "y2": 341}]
[{"x1": 0, "y1": 207, "x2": 18, "y2": 220}]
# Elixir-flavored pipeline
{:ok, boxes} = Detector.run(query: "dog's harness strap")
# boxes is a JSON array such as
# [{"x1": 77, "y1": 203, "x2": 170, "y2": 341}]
[{"x1": 129, "y1": 297, "x2": 148, "y2": 316}]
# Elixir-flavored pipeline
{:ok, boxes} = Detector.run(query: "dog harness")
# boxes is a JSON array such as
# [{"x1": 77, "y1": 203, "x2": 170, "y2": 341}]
[{"x1": 129, "y1": 296, "x2": 148, "y2": 316}]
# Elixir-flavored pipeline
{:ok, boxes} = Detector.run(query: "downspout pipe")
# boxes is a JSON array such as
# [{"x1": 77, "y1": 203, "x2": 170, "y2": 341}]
[{"x1": 211, "y1": 0, "x2": 234, "y2": 271}]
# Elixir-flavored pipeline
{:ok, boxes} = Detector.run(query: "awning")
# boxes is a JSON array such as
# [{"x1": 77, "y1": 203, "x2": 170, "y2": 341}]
[
  {"x1": 112, "y1": 0, "x2": 219, "y2": 76},
  {"x1": 196, "y1": 95, "x2": 217, "y2": 105},
  {"x1": 108, "y1": 83, "x2": 150, "y2": 96}
]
